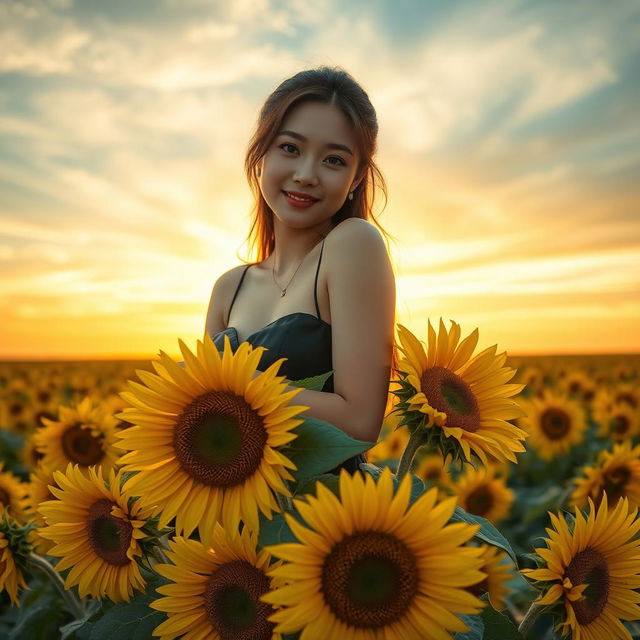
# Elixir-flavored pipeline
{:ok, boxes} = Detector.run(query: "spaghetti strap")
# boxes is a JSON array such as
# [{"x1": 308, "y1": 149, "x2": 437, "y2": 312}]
[
  {"x1": 226, "y1": 264, "x2": 252, "y2": 325},
  {"x1": 313, "y1": 238, "x2": 326, "y2": 320}
]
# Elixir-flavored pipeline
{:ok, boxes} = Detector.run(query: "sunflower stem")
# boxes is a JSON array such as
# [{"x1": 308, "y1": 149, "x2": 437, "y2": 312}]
[
  {"x1": 29, "y1": 552, "x2": 85, "y2": 620},
  {"x1": 395, "y1": 427, "x2": 425, "y2": 482},
  {"x1": 517, "y1": 603, "x2": 543, "y2": 637},
  {"x1": 276, "y1": 491, "x2": 293, "y2": 513}
]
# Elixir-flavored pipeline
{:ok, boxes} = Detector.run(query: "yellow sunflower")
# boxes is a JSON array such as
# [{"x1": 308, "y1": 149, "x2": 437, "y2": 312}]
[
  {"x1": 151, "y1": 524, "x2": 283, "y2": 640},
  {"x1": 366, "y1": 424, "x2": 410, "y2": 464},
  {"x1": 521, "y1": 390, "x2": 586, "y2": 460},
  {"x1": 414, "y1": 451, "x2": 453, "y2": 492},
  {"x1": 0, "y1": 506, "x2": 29, "y2": 605},
  {"x1": 117, "y1": 334, "x2": 305, "y2": 540},
  {"x1": 571, "y1": 441, "x2": 640, "y2": 510},
  {"x1": 453, "y1": 465, "x2": 514, "y2": 524},
  {"x1": 469, "y1": 546, "x2": 513, "y2": 611},
  {"x1": 597, "y1": 402, "x2": 640, "y2": 442},
  {"x1": 263, "y1": 467, "x2": 486, "y2": 639},
  {"x1": 559, "y1": 369, "x2": 596, "y2": 405},
  {"x1": 0, "y1": 464, "x2": 28, "y2": 523},
  {"x1": 38, "y1": 464, "x2": 154, "y2": 602},
  {"x1": 522, "y1": 493, "x2": 640, "y2": 640},
  {"x1": 25, "y1": 464, "x2": 58, "y2": 554},
  {"x1": 392, "y1": 319, "x2": 526, "y2": 466},
  {"x1": 34, "y1": 396, "x2": 120, "y2": 474}
]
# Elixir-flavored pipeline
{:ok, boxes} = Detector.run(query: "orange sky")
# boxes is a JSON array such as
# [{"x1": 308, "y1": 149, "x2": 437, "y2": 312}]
[{"x1": 1, "y1": 1, "x2": 639, "y2": 360}]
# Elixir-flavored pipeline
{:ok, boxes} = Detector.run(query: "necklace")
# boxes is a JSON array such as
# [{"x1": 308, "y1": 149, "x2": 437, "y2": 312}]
[{"x1": 271, "y1": 234, "x2": 327, "y2": 297}]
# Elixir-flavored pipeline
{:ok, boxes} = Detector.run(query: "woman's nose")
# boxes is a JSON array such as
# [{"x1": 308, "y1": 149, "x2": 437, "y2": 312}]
[{"x1": 293, "y1": 158, "x2": 319, "y2": 185}]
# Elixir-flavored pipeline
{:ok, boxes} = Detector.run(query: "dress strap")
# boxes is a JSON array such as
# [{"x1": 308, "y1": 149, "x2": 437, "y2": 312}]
[
  {"x1": 313, "y1": 238, "x2": 326, "y2": 320},
  {"x1": 226, "y1": 264, "x2": 252, "y2": 325}
]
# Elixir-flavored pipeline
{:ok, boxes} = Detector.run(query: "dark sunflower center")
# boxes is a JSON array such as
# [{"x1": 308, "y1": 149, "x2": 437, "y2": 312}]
[
  {"x1": 539, "y1": 408, "x2": 571, "y2": 441},
  {"x1": 87, "y1": 498, "x2": 133, "y2": 566},
  {"x1": 321, "y1": 531, "x2": 418, "y2": 628},
  {"x1": 0, "y1": 487, "x2": 10, "y2": 506},
  {"x1": 616, "y1": 392, "x2": 637, "y2": 409},
  {"x1": 565, "y1": 547, "x2": 609, "y2": 626},
  {"x1": 9, "y1": 402, "x2": 24, "y2": 417},
  {"x1": 419, "y1": 366, "x2": 481, "y2": 432},
  {"x1": 602, "y1": 465, "x2": 630, "y2": 503},
  {"x1": 37, "y1": 390, "x2": 51, "y2": 403},
  {"x1": 173, "y1": 391, "x2": 267, "y2": 488},
  {"x1": 61, "y1": 424, "x2": 105, "y2": 465},
  {"x1": 204, "y1": 560, "x2": 274, "y2": 640},
  {"x1": 465, "y1": 485, "x2": 494, "y2": 518},
  {"x1": 611, "y1": 415, "x2": 630, "y2": 436}
]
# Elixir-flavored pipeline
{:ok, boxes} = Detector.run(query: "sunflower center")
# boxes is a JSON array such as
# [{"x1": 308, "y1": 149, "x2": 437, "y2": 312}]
[
  {"x1": 616, "y1": 392, "x2": 637, "y2": 409},
  {"x1": 61, "y1": 424, "x2": 105, "y2": 466},
  {"x1": 602, "y1": 465, "x2": 630, "y2": 503},
  {"x1": 565, "y1": 547, "x2": 610, "y2": 625},
  {"x1": 87, "y1": 498, "x2": 133, "y2": 566},
  {"x1": 611, "y1": 415, "x2": 630, "y2": 436},
  {"x1": 420, "y1": 366, "x2": 481, "y2": 432},
  {"x1": 204, "y1": 560, "x2": 274, "y2": 640},
  {"x1": 539, "y1": 408, "x2": 570, "y2": 441},
  {"x1": 0, "y1": 487, "x2": 10, "y2": 507},
  {"x1": 173, "y1": 391, "x2": 267, "y2": 488},
  {"x1": 465, "y1": 485, "x2": 494, "y2": 518},
  {"x1": 322, "y1": 531, "x2": 418, "y2": 628}
]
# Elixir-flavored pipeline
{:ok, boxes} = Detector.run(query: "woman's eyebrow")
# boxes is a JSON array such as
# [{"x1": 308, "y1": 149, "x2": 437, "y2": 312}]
[{"x1": 277, "y1": 129, "x2": 353, "y2": 156}]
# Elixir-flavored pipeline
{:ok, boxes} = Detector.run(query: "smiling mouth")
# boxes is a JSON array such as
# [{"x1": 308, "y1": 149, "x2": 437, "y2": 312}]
[{"x1": 283, "y1": 191, "x2": 318, "y2": 202}]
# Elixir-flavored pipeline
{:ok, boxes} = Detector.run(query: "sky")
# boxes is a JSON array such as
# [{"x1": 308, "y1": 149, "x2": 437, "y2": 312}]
[{"x1": 1, "y1": 0, "x2": 639, "y2": 360}]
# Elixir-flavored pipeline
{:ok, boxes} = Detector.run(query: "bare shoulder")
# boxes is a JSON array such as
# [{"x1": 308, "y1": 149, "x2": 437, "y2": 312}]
[
  {"x1": 324, "y1": 218, "x2": 390, "y2": 275},
  {"x1": 204, "y1": 263, "x2": 252, "y2": 337}
]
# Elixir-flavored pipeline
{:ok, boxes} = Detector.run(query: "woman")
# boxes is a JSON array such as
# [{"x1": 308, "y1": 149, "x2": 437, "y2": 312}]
[{"x1": 205, "y1": 66, "x2": 396, "y2": 472}]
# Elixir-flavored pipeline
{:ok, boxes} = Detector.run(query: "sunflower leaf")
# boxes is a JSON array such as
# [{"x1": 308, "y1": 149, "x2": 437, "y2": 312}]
[
  {"x1": 258, "y1": 512, "x2": 298, "y2": 547},
  {"x1": 453, "y1": 613, "x2": 484, "y2": 639},
  {"x1": 288, "y1": 370, "x2": 333, "y2": 391},
  {"x1": 450, "y1": 505, "x2": 519, "y2": 567},
  {"x1": 480, "y1": 598, "x2": 524, "y2": 639},
  {"x1": 285, "y1": 417, "x2": 372, "y2": 479}
]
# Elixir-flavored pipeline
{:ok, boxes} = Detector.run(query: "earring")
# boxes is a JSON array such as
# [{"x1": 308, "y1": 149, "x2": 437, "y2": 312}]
[{"x1": 348, "y1": 191, "x2": 354, "y2": 200}]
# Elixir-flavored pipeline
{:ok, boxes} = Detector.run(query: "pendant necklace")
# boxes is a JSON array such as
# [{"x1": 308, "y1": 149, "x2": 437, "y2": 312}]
[{"x1": 271, "y1": 234, "x2": 326, "y2": 297}]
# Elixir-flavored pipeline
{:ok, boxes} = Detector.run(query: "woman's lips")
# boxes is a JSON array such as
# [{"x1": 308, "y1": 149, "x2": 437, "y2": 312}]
[{"x1": 283, "y1": 191, "x2": 318, "y2": 208}]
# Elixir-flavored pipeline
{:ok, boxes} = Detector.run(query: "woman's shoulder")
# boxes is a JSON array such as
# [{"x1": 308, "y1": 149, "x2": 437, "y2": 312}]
[{"x1": 325, "y1": 218, "x2": 389, "y2": 263}]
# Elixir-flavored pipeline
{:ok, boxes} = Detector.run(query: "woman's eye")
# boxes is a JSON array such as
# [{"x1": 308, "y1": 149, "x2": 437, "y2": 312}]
[
  {"x1": 279, "y1": 143, "x2": 345, "y2": 167},
  {"x1": 280, "y1": 143, "x2": 297, "y2": 153},
  {"x1": 326, "y1": 156, "x2": 346, "y2": 166}
]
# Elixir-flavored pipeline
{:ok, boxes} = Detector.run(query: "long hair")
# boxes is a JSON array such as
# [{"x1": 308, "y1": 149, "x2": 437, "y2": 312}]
[{"x1": 242, "y1": 65, "x2": 398, "y2": 376}]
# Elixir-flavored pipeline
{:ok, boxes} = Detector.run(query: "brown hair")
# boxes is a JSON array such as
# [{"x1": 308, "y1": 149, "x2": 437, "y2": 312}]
[{"x1": 242, "y1": 65, "x2": 399, "y2": 376}]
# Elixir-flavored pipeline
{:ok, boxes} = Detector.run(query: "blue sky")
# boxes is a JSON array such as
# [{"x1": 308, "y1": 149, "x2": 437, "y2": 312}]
[{"x1": 1, "y1": 0, "x2": 639, "y2": 358}]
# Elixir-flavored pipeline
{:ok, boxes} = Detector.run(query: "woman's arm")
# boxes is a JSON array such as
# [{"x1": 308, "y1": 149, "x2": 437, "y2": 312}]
[{"x1": 276, "y1": 219, "x2": 396, "y2": 443}]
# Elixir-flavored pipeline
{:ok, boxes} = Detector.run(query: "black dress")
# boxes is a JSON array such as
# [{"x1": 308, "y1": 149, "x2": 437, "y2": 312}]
[{"x1": 210, "y1": 238, "x2": 366, "y2": 475}]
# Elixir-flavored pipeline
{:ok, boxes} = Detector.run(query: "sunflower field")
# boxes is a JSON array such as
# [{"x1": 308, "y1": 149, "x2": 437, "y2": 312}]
[{"x1": 0, "y1": 319, "x2": 639, "y2": 639}]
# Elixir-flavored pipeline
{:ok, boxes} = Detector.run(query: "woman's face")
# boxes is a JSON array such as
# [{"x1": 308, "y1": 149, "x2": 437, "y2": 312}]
[{"x1": 258, "y1": 101, "x2": 362, "y2": 230}]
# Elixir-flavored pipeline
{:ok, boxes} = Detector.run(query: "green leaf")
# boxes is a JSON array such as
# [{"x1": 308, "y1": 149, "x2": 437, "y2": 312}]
[
  {"x1": 453, "y1": 613, "x2": 484, "y2": 639},
  {"x1": 450, "y1": 506, "x2": 519, "y2": 567},
  {"x1": 359, "y1": 462, "x2": 427, "y2": 505},
  {"x1": 481, "y1": 601, "x2": 524, "y2": 639},
  {"x1": 87, "y1": 598, "x2": 165, "y2": 640},
  {"x1": 289, "y1": 371, "x2": 333, "y2": 391},
  {"x1": 258, "y1": 512, "x2": 298, "y2": 547},
  {"x1": 285, "y1": 417, "x2": 372, "y2": 479},
  {"x1": 293, "y1": 473, "x2": 340, "y2": 498}
]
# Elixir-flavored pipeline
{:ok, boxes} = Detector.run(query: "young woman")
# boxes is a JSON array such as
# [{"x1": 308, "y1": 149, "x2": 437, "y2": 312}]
[{"x1": 205, "y1": 66, "x2": 397, "y2": 472}]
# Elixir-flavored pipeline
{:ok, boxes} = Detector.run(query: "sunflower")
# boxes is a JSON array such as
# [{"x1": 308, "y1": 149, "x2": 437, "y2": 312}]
[
  {"x1": 38, "y1": 464, "x2": 154, "y2": 602},
  {"x1": 392, "y1": 319, "x2": 526, "y2": 466},
  {"x1": 24, "y1": 464, "x2": 58, "y2": 554},
  {"x1": 263, "y1": 467, "x2": 486, "y2": 639},
  {"x1": 414, "y1": 451, "x2": 453, "y2": 492},
  {"x1": 151, "y1": 524, "x2": 283, "y2": 640},
  {"x1": 559, "y1": 369, "x2": 596, "y2": 405},
  {"x1": 571, "y1": 441, "x2": 640, "y2": 510},
  {"x1": 0, "y1": 464, "x2": 28, "y2": 523},
  {"x1": 468, "y1": 546, "x2": 512, "y2": 611},
  {"x1": 522, "y1": 493, "x2": 640, "y2": 640},
  {"x1": 0, "y1": 506, "x2": 29, "y2": 605},
  {"x1": 453, "y1": 465, "x2": 514, "y2": 524},
  {"x1": 521, "y1": 390, "x2": 586, "y2": 460},
  {"x1": 596, "y1": 402, "x2": 639, "y2": 442},
  {"x1": 366, "y1": 423, "x2": 409, "y2": 464},
  {"x1": 21, "y1": 436, "x2": 45, "y2": 470},
  {"x1": 34, "y1": 396, "x2": 120, "y2": 474},
  {"x1": 117, "y1": 334, "x2": 305, "y2": 540}
]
